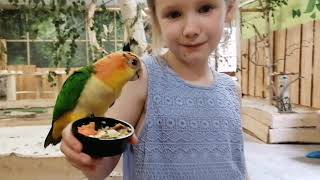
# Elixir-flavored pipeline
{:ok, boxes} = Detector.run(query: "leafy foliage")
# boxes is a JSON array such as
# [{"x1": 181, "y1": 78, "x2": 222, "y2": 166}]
[
  {"x1": 265, "y1": 0, "x2": 288, "y2": 17},
  {"x1": 4, "y1": 0, "x2": 123, "y2": 69},
  {"x1": 292, "y1": 0, "x2": 320, "y2": 19},
  {"x1": 4, "y1": 0, "x2": 86, "y2": 73},
  {"x1": 2, "y1": 0, "x2": 124, "y2": 85}
]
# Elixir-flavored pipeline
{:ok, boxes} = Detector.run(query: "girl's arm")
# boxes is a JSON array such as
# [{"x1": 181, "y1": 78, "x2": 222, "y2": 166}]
[
  {"x1": 60, "y1": 62, "x2": 148, "y2": 180},
  {"x1": 105, "y1": 61, "x2": 148, "y2": 128}
]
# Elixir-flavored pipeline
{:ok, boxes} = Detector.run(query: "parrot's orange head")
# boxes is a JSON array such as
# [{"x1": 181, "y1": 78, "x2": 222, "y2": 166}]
[{"x1": 94, "y1": 52, "x2": 142, "y2": 88}]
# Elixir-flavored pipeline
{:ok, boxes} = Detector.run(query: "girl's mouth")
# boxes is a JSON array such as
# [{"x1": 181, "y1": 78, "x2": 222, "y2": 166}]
[{"x1": 181, "y1": 42, "x2": 206, "y2": 49}]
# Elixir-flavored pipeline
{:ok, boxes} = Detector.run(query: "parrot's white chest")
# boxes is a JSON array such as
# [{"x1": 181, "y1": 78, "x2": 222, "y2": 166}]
[{"x1": 74, "y1": 76, "x2": 116, "y2": 116}]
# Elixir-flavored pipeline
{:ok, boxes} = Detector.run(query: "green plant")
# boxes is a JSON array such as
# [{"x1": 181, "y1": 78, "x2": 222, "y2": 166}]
[
  {"x1": 7, "y1": 0, "x2": 85, "y2": 73},
  {"x1": 265, "y1": 0, "x2": 288, "y2": 17},
  {"x1": 292, "y1": 0, "x2": 320, "y2": 18},
  {"x1": 4, "y1": 0, "x2": 124, "y2": 86}
]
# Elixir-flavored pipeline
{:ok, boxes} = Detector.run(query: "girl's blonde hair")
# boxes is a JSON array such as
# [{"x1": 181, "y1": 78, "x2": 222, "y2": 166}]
[
  {"x1": 146, "y1": 0, "x2": 235, "y2": 51},
  {"x1": 146, "y1": 0, "x2": 163, "y2": 51}
]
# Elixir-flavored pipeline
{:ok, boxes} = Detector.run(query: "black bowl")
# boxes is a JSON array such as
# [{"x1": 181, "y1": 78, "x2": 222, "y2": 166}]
[{"x1": 71, "y1": 116, "x2": 134, "y2": 158}]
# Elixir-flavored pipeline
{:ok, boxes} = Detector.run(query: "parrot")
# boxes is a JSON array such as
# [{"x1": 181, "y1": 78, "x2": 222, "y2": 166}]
[{"x1": 44, "y1": 52, "x2": 141, "y2": 148}]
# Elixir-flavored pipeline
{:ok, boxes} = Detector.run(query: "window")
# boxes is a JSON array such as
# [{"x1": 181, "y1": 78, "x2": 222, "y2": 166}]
[{"x1": 0, "y1": 9, "x2": 124, "y2": 67}]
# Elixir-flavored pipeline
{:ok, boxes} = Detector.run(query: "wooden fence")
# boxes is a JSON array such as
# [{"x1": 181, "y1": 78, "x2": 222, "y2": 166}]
[
  {"x1": 4, "y1": 65, "x2": 73, "y2": 100},
  {"x1": 241, "y1": 21, "x2": 320, "y2": 108}
]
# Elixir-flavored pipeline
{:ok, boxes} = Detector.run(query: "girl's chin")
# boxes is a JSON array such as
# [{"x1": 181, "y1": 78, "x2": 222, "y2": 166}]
[
  {"x1": 182, "y1": 51, "x2": 210, "y2": 59},
  {"x1": 178, "y1": 54, "x2": 210, "y2": 64}
]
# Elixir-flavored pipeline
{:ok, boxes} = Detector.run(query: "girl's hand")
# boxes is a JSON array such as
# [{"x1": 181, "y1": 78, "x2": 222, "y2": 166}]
[{"x1": 60, "y1": 123, "x2": 139, "y2": 180}]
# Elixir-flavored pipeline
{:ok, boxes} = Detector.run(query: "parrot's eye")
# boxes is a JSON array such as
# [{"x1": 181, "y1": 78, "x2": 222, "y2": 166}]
[{"x1": 130, "y1": 59, "x2": 138, "y2": 66}]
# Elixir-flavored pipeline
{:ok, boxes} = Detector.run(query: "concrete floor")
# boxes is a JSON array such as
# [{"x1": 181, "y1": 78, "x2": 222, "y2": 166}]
[
  {"x1": 1, "y1": 125, "x2": 320, "y2": 180},
  {"x1": 245, "y1": 134, "x2": 320, "y2": 180}
]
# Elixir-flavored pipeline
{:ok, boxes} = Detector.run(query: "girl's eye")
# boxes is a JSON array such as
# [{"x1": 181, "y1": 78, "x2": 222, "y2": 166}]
[
  {"x1": 166, "y1": 11, "x2": 181, "y2": 19},
  {"x1": 198, "y1": 5, "x2": 214, "y2": 14}
]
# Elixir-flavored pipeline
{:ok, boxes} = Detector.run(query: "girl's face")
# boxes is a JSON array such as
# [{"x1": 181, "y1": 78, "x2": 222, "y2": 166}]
[{"x1": 154, "y1": 0, "x2": 234, "y2": 64}]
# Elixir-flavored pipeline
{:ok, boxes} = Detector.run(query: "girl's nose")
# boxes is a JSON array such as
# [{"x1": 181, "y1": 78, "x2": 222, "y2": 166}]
[{"x1": 182, "y1": 15, "x2": 200, "y2": 39}]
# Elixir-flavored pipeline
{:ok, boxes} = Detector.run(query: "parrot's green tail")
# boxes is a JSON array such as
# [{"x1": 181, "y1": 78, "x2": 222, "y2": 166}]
[{"x1": 44, "y1": 127, "x2": 61, "y2": 148}]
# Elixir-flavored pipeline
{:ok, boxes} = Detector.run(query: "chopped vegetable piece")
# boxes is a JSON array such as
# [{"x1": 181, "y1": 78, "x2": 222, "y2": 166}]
[{"x1": 78, "y1": 122, "x2": 98, "y2": 136}]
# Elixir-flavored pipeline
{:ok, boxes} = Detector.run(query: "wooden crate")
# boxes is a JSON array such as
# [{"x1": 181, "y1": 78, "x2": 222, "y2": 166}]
[{"x1": 242, "y1": 96, "x2": 320, "y2": 143}]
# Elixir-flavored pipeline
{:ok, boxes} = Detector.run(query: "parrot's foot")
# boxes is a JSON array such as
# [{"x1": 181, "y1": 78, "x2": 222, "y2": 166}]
[
  {"x1": 306, "y1": 151, "x2": 320, "y2": 159},
  {"x1": 89, "y1": 113, "x2": 95, "y2": 118}
]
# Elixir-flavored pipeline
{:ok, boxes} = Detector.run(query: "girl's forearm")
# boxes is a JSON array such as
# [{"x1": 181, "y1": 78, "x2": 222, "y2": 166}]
[{"x1": 85, "y1": 155, "x2": 121, "y2": 180}]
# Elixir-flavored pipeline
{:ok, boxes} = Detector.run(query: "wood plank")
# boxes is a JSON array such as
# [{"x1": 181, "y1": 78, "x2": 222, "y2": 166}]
[
  {"x1": 273, "y1": 30, "x2": 286, "y2": 100},
  {"x1": 285, "y1": 25, "x2": 301, "y2": 104},
  {"x1": 269, "y1": 128, "x2": 320, "y2": 143},
  {"x1": 22, "y1": 66, "x2": 37, "y2": 100},
  {"x1": 274, "y1": 30, "x2": 287, "y2": 73},
  {"x1": 0, "y1": 39, "x2": 7, "y2": 70},
  {"x1": 242, "y1": 107, "x2": 319, "y2": 129},
  {"x1": 248, "y1": 38, "x2": 256, "y2": 96},
  {"x1": 241, "y1": 40, "x2": 249, "y2": 95},
  {"x1": 300, "y1": 21, "x2": 314, "y2": 106},
  {"x1": 255, "y1": 38, "x2": 264, "y2": 97},
  {"x1": 8, "y1": 65, "x2": 37, "y2": 100},
  {"x1": 242, "y1": 96, "x2": 320, "y2": 128},
  {"x1": 264, "y1": 33, "x2": 274, "y2": 99},
  {"x1": 242, "y1": 107, "x2": 272, "y2": 126},
  {"x1": 242, "y1": 114, "x2": 269, "y2": 143},
  {"x1": 313, "y1": 21, "x2": 320, "y2": 108},
  {"x1": 271, "y1": 112, "x2": 319, "y2": 128}
]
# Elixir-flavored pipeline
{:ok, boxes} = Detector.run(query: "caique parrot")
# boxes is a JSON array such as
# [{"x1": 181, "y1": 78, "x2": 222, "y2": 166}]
[{"x1": 44, "y1": 52, "x2": 141, "y2": 148}]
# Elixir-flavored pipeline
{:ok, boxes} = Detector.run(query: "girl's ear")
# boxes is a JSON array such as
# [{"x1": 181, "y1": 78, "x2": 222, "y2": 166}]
[{"x1": 225, "y1": 0, "x2": 237, "y2": 23}]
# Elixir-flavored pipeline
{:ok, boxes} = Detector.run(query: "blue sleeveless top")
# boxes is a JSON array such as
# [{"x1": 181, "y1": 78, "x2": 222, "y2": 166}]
[{"x1": 123, "y1": 55, "x2": 246, "y2": 180}]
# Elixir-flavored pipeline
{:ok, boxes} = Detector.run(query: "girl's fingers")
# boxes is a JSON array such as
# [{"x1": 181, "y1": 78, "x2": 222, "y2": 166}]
[
  {"x1": 129, "y1": 134, "x2": 139, "y2": 144},
  {"x1": 60, "y1": 140, "x2": 94, "y2": 167},
  {"x1": 61, "y1": 123, "x2": 82, "y2": 152}
]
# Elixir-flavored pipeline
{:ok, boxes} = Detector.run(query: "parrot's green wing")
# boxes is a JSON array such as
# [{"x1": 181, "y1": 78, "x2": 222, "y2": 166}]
[
  {"x1": 52, "y1": 65, "x2": 95, "y2": 121},
  {"x1": 44, "y1": 65, "x2": 95, "y2": 148}
]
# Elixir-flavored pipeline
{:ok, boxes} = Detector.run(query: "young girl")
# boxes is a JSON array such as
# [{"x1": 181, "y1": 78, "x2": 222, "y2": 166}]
[{"x1": 60, "y1": 0, "x2": 247, "y2": 179}]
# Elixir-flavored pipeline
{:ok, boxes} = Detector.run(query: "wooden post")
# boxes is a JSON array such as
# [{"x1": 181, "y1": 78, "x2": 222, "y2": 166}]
[
  {"x1": 0, "y1": 39, "x2": 7, "y2": 70},
  {"x1": 313, "y1": 21, "x2": 320, "y2": 108},
  {"x1": 7, "y1": 73, "x2": 17, "y2": 101},
  {"x1": 34, "y1": 73, "x2": 44, "y2": 99},
  {"x1": 265, "y1": 6, "x2": 274, "y2": 105},
  {"x1": 54, "y1": 71, "x2": 66, "y2": 99},
  {"x1": 300, "y1": 22, "x2": 314, "y2": 106}
]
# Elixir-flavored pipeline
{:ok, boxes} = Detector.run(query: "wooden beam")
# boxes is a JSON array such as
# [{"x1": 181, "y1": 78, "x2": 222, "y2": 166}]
[
  {"x1": 0, "y1": 39, "x2": 7, "y2": 70},
  {"x1": 313, "y1": 21, "x2": 320, "y2": 108},
  {"x1": 300, "y1": 21, "x2": 314, "y2": 106},
  {"x1": 285, "y1": 25, "x2": 301, "y2": 104},
  {"x1": 274, "y1": 30, "x2": 287, "y2": 73},
  {"x1": 241, "y1": 40, "x2": 249, "y2": 95},
  {"x1": 255, "y1": 39, "x2": 265, "y2": 97},
  {"x1": 248, "y1": 38, "x2": 257, "y2": 96},
  {"x1": 269, "y1": 128, "x2": 320, "y2": 143},
  {"x1": 242, "y1": 114, "x2": 269, "y2": 143}
]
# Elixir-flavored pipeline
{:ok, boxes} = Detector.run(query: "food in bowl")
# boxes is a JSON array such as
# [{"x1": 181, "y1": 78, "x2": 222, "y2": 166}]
[
  {"x1": 71, "y1": 117, "x2": 134, "y2": 157},
  {"x1": 78, "y1": 122, "x2": 132, "y2": 140}
]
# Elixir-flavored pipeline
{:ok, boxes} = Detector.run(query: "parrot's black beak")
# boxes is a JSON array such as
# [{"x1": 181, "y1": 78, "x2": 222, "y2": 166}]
[
  {"x1": 130, "y1": 69, "x2": 141, "y2": 81},
  {"x1": 136, "y1": 69, "x2": 141, "y2": 79}
]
